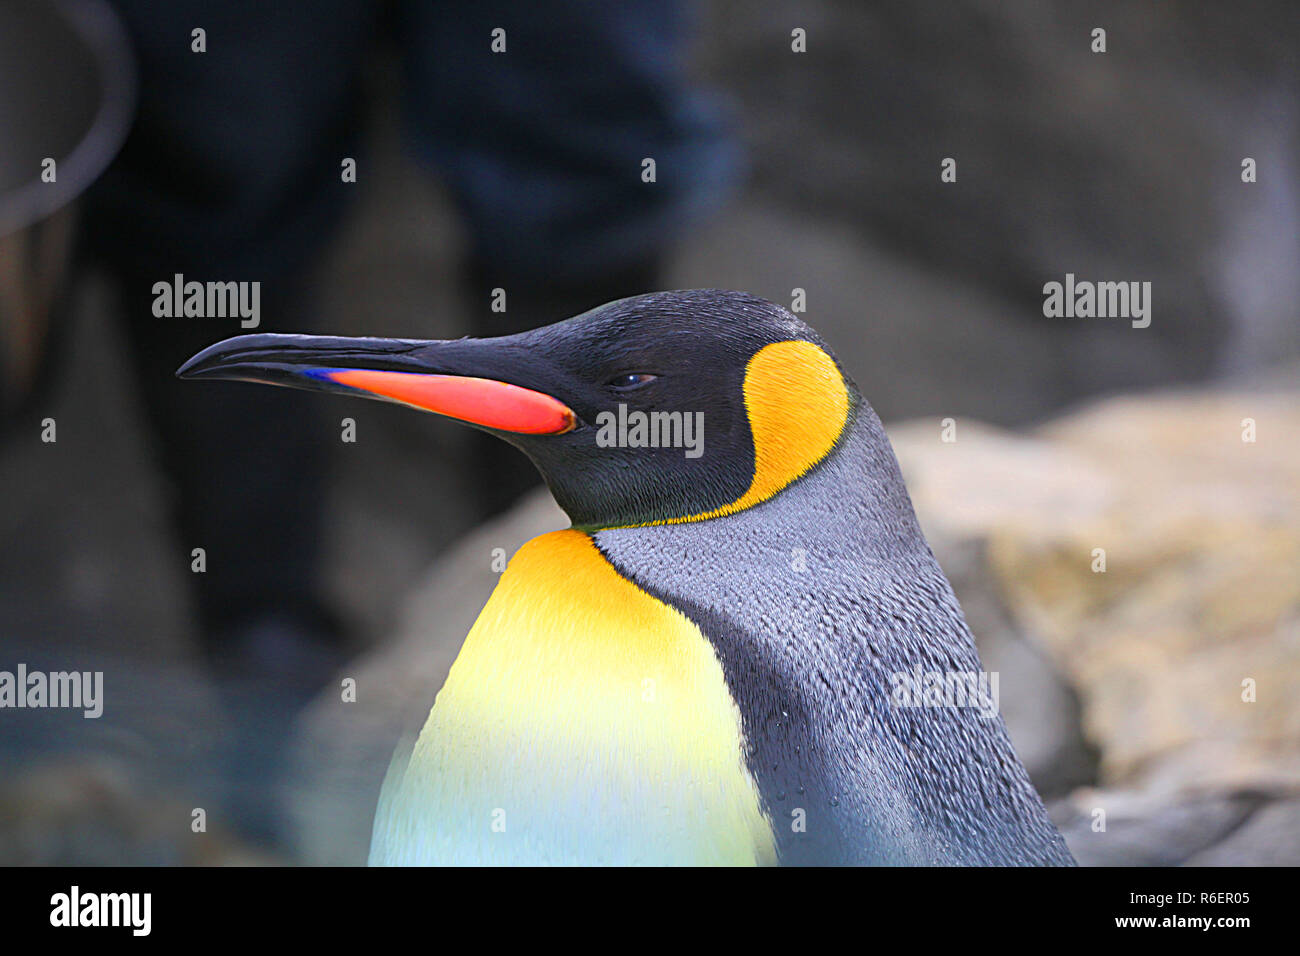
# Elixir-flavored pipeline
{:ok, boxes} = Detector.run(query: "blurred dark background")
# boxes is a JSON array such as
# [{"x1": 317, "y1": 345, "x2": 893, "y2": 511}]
[{"x1": 1, "y1": 0, "x2": 1297, "y2": 865}]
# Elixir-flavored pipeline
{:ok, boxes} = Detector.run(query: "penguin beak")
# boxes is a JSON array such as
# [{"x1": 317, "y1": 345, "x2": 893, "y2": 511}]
[{"x1": 176, "y1": 333, "x2": 578, "y2": 436}]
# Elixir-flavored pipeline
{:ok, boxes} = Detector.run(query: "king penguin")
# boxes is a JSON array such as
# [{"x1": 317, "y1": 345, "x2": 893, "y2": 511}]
[{"x1": 179, "y1": 289, "x2": 1076, "y2": 866}]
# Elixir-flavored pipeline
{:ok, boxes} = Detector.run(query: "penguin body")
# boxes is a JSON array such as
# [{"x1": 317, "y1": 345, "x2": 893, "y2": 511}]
[
  {"x1": 369, "y1": 529, "x2": 776, "y2": 866},
  {"x1": 179, "y1": 289, "x2": 1076, "y2": 866}
]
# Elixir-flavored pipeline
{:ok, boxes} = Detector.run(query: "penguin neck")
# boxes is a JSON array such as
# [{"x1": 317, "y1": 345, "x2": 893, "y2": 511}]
[
  {"x1": 632, "y1": 405, "x2": 927, "y2": 564},
  {"x1": 591, "y1": 411, "x2": 1072, "y2": 865},
  {"x1": 588, "y1": 411, "x2": 950, "y2": 864},
  {"x1": 810, "y1": 404, "x2": 931, "y2": 563}
]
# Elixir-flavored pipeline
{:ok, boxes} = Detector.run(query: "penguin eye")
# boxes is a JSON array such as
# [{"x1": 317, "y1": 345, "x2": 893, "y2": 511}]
[{"x1": 606, "y1": 372, "x2": 657, "y2": 391}]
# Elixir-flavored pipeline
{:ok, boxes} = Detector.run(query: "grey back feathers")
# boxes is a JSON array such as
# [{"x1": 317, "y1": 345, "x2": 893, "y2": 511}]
[{"x1": 595, "y1": 401, "x2": 1075, "y2": 866}]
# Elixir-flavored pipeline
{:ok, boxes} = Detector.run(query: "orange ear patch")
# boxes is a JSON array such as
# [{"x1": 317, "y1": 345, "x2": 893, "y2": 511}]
[{"x1": 664, "y1": 340, "x2": 850, "y2": 524}]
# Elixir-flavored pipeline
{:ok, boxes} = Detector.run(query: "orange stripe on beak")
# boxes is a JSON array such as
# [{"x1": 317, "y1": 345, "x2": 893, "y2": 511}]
[{"x1": 322, "y1": 369, "x2": 576, "y2": 435}]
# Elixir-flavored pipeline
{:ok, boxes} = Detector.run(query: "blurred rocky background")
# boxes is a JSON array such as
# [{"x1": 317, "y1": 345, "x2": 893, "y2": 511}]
[{"x1": 2, "y1": 0, "x2": 1297, "y2": 864}]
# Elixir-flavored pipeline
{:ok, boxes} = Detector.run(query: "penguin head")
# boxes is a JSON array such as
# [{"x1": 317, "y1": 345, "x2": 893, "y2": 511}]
[{"x1": 178, "y1": 290, "x2": 857, "y2": 529}]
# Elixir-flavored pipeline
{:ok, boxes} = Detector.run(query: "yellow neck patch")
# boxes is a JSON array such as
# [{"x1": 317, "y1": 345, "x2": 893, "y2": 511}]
[
  {"x1": 667, "y1": 339, "x2": 850, "y2": 525},
  {"x1": 371, "y1": 529, "x2": 777, "y2": 865}
]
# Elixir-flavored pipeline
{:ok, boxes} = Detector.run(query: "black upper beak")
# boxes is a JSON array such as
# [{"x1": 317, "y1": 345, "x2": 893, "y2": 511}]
[
  {"x1": 176, "y1": 332, "x2": 430, "y2": 383},
  {"x1": 176, "y1": 332, "x2": 579, "y2": 435}
]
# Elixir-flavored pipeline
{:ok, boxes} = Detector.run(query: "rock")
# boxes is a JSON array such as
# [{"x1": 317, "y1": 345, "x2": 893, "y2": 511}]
[
  {"x1": 895, "y1": 385, "x2": 1300, "y2": 864},
  {"x1": 1053, "y1": 788, "x2": 1268, "y2": 867},
  {"x1": 1184, "y1": 798, "x2": 1300, "y2": 866},
  {"x1": 988, "y1": 391, "x2": 1300, "y2": 793},
  {"x1": 0, "y1": 756, "x2": 279, "y2": 866}
]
